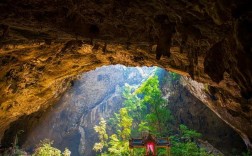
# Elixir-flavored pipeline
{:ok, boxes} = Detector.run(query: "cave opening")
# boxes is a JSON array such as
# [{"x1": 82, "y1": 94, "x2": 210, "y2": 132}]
[
  {"x1": 0, "y1": 65, "x2": 247, "y2": 156},
  {"x1": 1, "y1": 0, "x2": 252, "y2": 155}
]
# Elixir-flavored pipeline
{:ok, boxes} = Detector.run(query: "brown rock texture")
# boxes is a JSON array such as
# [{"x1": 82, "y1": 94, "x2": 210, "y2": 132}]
[
  {"x1": 1, "y1": 65, "x2": 153, "y2": 155},
  {"x1": 161, "y1": 75, "x2": 247, "y2": 154},
  {"x1": 0, "y1": 0, "x2": 251, "y2": 151},
  {"x1": 181, "y1": 77, "x2": 252, "y2": 150}
]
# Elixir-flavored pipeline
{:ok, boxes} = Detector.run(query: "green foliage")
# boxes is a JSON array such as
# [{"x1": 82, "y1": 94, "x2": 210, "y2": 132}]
[
  {"x1": 124, "y1": 75, "x2": 173, "y2": 136},
  {"x1": 62, "y1": 148, "x2": 71, "y2": 156},
  {"x1": 171, "y1": 141, "x2": 203, "y2": 156},
  {"x1": 138, "y1": 121, "x2": 149, "y2": 132},
  {"x1": 93, "y1": 108, "x2": 132, "y2": 155},
  {"x1": 33, "y1": 139, "x2": 61, "y2": 156},
  {"x1": 170, "y1": 125, "x2": 210, "y2": 156},
  {"x1": 170, "y1": 72, "x2": 180, "y2": 82},
  {"x1": 242, "y1": 151, "x2": 252, "y2": 156},
  {"x1": 203, "y1": 84, "x2": 209, "y2": 93},
  {"x1": 93, "y1": 118, "x2": 108, "y2": 152},
  {"x1": 122, "y1": 84, "x2": 144, "y2": 121},
  {"x1": 132, "y1": 148, "x2": 145, "y2": 155},
  {"x1": 107, "y1": 108, "x2": 132, "y2": 155},
  {"x1": 157, "y1": 148, "x2": 168, "y2": 156},
  {"x1": 33, "y1": 139, "x2": 71, "y2": 156},
  {"x1": 107, "y1": 134, "x2": 129, "y2": 155},
  {"x1": 93, "y1": 74, "x2": 214, "y2": 156},
  {"x1": 179, "y1": 124, "x2": 201, "y2": 141},
  {"x1": 116, "y1": 108, "x2": 133, "y2": 140},
  {"x1": 2, "y1": 131, "x2": 70, "y2": 156}
]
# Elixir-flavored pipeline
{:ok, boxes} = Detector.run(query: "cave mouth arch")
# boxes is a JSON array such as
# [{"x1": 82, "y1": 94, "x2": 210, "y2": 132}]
[
  {"x1": 0, "y1": 40, "x2": 189, "y2": 139},
  {"x1": 0, "y1": 40, "x2": 251, "y2": 152},
  {"x1": 1, "y1": 0, "x2": 252, "y2": 152},
  {"x1": 0, "y1": 64, "x2": 247, "y2": 155}
]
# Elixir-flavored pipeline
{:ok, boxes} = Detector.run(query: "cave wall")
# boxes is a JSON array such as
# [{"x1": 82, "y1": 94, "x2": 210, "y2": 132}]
[
  {"x1": 1, "y1": 67, "x2": 246, "y2": 155},
  {"x1": 1, "y1": 65, "x2": 154, "y2": 155},
  {"x1": 160, "y1": 74, "x2": 247, "y2": 154},
  {"x1": 0, "y1": 0, "x2": 251, "y2": 150},
  {"x1": 181, "y1": 77, "x2": 252, "y2": 150}
]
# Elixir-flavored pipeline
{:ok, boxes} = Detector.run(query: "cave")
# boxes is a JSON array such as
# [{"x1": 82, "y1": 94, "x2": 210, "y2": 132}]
[
  {"x1": 0, "y1": 0, "x2": 252, "y2": 155},
  {"x1": 0, "y1": 65, "x2": 248, "y2": 155}
]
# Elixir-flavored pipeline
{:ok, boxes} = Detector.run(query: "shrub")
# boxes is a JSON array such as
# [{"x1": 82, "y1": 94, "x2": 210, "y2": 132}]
[{"x1": 32, "y1": 139, "x2": 71, "y2": 156}]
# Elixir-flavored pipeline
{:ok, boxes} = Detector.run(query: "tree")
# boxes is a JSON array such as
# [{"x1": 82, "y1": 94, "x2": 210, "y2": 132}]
[
  {"x1": 32, "y1": 139, "x2": 71, "y2": 156},
  {"x1": 93, "y1": 108, "x2": 132, "y2": 156},
  {"x1": 93, "y1": 118, "x2": 108, "y2": 153},
  {"x1": 107, "y1": 108, "x2": 132, "y2": 155},
  {"x1": 93, "y1": 73, "x2": 213, "y2": 156},
  {"x1": 123, "y1": 75, "x2": 173, "y2": 136},
  {"x1": 170, "y1": 125, "x2": 211, "y2": 156}
]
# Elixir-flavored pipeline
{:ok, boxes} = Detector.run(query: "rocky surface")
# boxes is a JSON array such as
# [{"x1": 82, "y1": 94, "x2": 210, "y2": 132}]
[
  {"x1": 1, "y1": 65, "x2": 155, "y2": 155},
  {"x1": 161, "y1": 73, "x2": 246, "y2": 155},
  {"x1": 1, "y1": 66, "x2": 246, "y2": 155},
  {"x1": 181, "y1": 77, "x2": 252, "y2": 151},
  {"x1": 0, "y1": 0, "x2": 251, "y2": 151}
]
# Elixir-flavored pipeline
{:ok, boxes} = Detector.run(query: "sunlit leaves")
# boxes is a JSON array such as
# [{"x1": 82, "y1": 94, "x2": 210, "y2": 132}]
[
  {"x1": 32, "y1": 139, "x2": 70, "y2": 156},
  {"x1": 117, "y1": 108, "x2": 133, "y2": 140},
  {"x1": 93, "y1": 72, "x2": 212, "y2": 156},
  {"x1": 108, "y1": 134, "x2": 129, "y2": 155},
  {"x1": 93, "y1": 118, "x2": 108, "y2": 152},
  {"x1": 93, "y1": 109, "x2": 132, "y2": 155},
  {"x1": 138, "y1": 121, "x2": 149, "y2": 132},
  {"x1": 106, "y1": 108, "x2": 132, "y2": 155},
  {"x1": 123, "y1": 75, "x2": 172, "y2": 136}
]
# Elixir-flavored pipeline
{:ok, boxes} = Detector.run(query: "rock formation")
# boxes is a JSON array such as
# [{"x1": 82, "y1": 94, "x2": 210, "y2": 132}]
[
  {"x1": 160, "y1": 72, "x2": 247, "y2": 155},
  {"x1": 1, "y1": 65, "x2": 155, "y2": 155},
  {"x1": 1, "y1": 66, "x2": 246, "y2": 155},
  {"x1": 0, "y1": 0, "x2": 251, "y2": 151}
]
